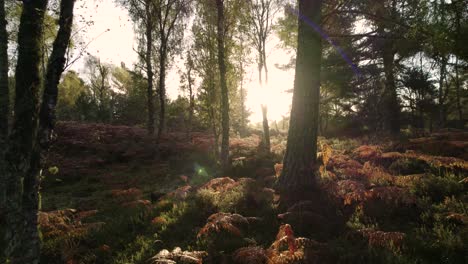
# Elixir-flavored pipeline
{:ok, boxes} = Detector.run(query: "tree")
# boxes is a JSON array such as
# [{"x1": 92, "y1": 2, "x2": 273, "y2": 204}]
[
  {"x1": 1, "y1": 0, "x2": 49, "y2": 262},
  {"x1": 56, "y1": 70, "x2": 88, "y2": 120},
  {"x1": 180, "y1": 50, "x2": 196, "y2": 136},
  {"x1": 0, "y1": 0, "x2": 8, "y2": 142},
  {"x1": 401, "y1": 67, "x2": 436, "y2": 129},
  {"x1": 192, "y1": 0, "x2": 220, "y2": 156},
  {"x1": 120, "y1": 0, "x2": 157, "y2": 134},
  {"x1": 278, "y1": 0, "x2": 322, "y2": 204},
  {"x1": 154, "y1": 0, "x2": 190, "y2": 139},
  {"x1": 246, "y1": 0, "x2": 278, "y2": 152},
  {"x1": 86, "y1": 55, "x2": 112, "y2": 122},
  {"x1": 216, "y1": 0, "x2": 230, "y2": 172}
]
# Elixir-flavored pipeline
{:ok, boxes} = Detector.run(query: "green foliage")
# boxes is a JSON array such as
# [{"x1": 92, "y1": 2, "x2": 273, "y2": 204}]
[
  {"x1": 410, "y1": 173, "x2": 464, "y2": 202},
  {"x1": 388, "y1": 158, "x2": 428, "y2": 175},
  {"x1": 57, "y1": 70, "x2": 88, "y2": 120}
]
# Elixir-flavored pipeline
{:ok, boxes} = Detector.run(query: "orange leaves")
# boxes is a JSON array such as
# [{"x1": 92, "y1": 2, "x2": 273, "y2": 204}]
[
  {"x1": 200, "y1": 177, "x2": 236, "y2": 192},
  {"x1": 151, "y1": 216, "x2": 168, "y2": 226},
  {"x1": 197, "y1": 212, "x2": 249, "y2": 238},
  {"x1": 274, "y1": 163, "x2": 283, "y2": 177},
  {"x1": 271, "y1": 224, "x2": 297, "y2": 255},
  {"x1": 353, "y1": 145, "x2": 382, "y2": 161},
  {"x1": 111, "y1": 188, "x2": 143, "y2": 203},
  {"x1": 319, "y1": 143, "x2": 333, "y2": 167}
]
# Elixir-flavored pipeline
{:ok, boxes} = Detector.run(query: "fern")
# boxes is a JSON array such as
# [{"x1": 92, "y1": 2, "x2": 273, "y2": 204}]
[{"x1": 197, "y1": 212, "x2": 249, "y2": 238}]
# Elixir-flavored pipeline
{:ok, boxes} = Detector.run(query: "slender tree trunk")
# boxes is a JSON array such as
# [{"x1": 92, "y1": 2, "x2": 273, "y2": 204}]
[
  {"x1": 145, "y1": 3, "x2": 155, "y2": 135},
  {"x1": 454, "y1": 3, "x2": 462, "y2": 127},
  {"x1": 0, "y1": 0, "x2": 8, "y2": 142},
  {"x1": 438, "y1": 57, "x2": 447, "y2": 128},
  {"x1": 188, "y1": 67, "x2": 194, "y2": 136},
  {"x1": 40, "y1": 0, "x2": 75, "y2": 143},
  {"x1": 239, "y1": 67, "x2": 247, "y2": 137},
  {"x1": 157, "y1": 44, "x2": 167, "y2": 139},
  {"x1": 260, "y1": 39, "x2": 270, "y2": 152},
  {"x1": 216, "y1": 0, "x2": 229, "y2": 171},
  {"x1": 455, "y1": 57, "x2": 462, "y2": 126},
  {"x1": 278, "y1": 0, "x2": 322, "y2": 204},
  {"x1": 1, "y1": 1, "x2": 49, "y2": 262},
  {"x1": 261, "y1": 104, "x2": 270, "y2": 149}
]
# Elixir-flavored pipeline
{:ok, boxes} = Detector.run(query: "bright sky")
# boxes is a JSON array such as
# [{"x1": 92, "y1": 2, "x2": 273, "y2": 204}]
[{"x1": 72, "y1": 0, "x2": 295, "y2": 123}]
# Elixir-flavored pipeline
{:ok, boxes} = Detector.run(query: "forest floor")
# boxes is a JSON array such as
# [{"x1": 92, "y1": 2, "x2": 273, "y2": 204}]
[{"x1": 39, "y1": 122, "x2": 467, "y2": 264}]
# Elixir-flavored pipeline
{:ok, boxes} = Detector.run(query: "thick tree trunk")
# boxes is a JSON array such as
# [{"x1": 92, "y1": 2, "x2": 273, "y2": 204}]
[
  {"x1": 216, "y1": 0, "x2": 229, "y2": 171},
  {"x1": 278, "y1": 0, "x2": 322, "y2": 204},
  {"x1": 146, "y1": 3, "x2": 155, "y2": 135},
  {"x1": 0, "y1": 0, "x2": 8, "y2": 142},
  {"x1": 1, "y1": 0, "x2": 49, "y2": 262},
  {"x1": 157, "y1": 44, "x2": 167, "y2": 139}
]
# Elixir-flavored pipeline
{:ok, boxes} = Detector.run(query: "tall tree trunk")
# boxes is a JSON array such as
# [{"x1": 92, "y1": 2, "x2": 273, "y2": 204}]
[
  {"x1": 9, "y1": 0, "x2": 75, "y2": 262},
  {"x1": 15, "y1": 1, "x2": 76, "y2": 262},
  {"x1": 260, "y1": 38, "x2": 270, "y2": 152},
  {"x1": 454, "y1": 3, "x2": 462, "y2": 127},
  {"x1": 239, "y1": 64, "x2": 247, "y2": 137},
  {"x1": 146, "y1": 2, "x2": 155, "y2": 135},
  {"x1": 1, "y1": 0, "x2": 49, "y2": 262},
  {"x1": 278, "y1": 0, "x2": 322, "y2": 204},
  {"x1": 0, "y1": 0, "x2": 8, "y2": 142},
  {"x1": 188, "y1": 67, "x2": 194, "y2": 136},
  {"x1": 455, "y1": 57, "x2": 462, "y2": 126},
  {"x1": 157, "y1": 44, "x2": 167, "y2": 139},
  {"x1": 216, "y1": 0, "x2": 229, "y2": 172}
]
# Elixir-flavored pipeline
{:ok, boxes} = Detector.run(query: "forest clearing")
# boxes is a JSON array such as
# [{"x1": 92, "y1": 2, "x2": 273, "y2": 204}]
[{"x1": 0, "y1": 0, "x2": 467, "y2": 263}]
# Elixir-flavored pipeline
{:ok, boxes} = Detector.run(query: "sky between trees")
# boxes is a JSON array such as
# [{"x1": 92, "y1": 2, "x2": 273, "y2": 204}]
[{"x1": 73, "y1": 0, "x2": 295, "y2": 123}]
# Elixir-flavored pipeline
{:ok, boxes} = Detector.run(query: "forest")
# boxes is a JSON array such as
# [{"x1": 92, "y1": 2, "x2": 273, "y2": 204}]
[{"x1": 0, "y1": 0, "x2": 467, "y2": 263}]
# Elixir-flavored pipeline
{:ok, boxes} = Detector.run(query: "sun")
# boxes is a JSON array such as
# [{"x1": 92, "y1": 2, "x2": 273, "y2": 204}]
[{"x1": 245, "y1": 69, "x2": 294, "y2": 124}]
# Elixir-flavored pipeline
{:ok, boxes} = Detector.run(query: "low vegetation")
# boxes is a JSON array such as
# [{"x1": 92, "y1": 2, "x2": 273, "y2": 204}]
[{"x1": 38, "y1": 123, "x2": 467, "y2": 263}]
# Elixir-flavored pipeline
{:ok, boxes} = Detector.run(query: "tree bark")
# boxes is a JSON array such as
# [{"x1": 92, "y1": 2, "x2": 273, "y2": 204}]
[
  {"x1": 438, "y1": 57, "x2": 447, "y2": 128},
  {"x1": 216, "y1": 0, "x2": 229, "y2": 172},
  {"x1": 145, "y1": 2, "x2": 155, "y2": 135},
  {"x1": 157, "y1": 44, "x2": 167, "y2": 139},
  {"x1": 1, "y1": 0, "x2": 49, "y2": 262},
  {"x1": 15, "y1": 1, "x2": 76, "y2": 262},
  {"x1": 278, "y1": 0, "x2": 322, "y2": 204},
  {"x1": 187, "y1": 64, "x2": 194, "y2": 136},
  {"x1": 0, "y1": 0, "x2": 8, "y2": 142}
]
